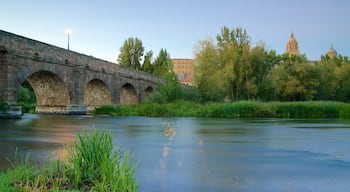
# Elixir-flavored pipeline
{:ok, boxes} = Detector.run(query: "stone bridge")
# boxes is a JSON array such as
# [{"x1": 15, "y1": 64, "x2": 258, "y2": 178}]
[{"x1": 0, "y1": 30, "x2": 162, "y2": 116}]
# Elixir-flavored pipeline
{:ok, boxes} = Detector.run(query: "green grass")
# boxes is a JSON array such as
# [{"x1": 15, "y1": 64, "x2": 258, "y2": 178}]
[
  {"x1": 0, "y1": 130, "x2": 138, "y2": 192},
  {"x1": 94, "y1": 101, "x2": 350, "y2": 119}
]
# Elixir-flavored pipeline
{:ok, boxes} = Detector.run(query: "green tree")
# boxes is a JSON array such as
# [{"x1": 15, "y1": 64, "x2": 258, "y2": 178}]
[
  {"x1": 156, "y1": 71, "x2": 183, "y2": 103},
  {"x1": 194, "y1": 39, "x2": 225, "y2": 101},
  {"x1": 271, "y1": 55, "x2": 320, "y2": 101},
  {"x1": 195, "y1": 26, "x2": 258, "y2": 101},
  {"x1": 314, "y1": 59, "x2": 338, "y2": 100},
  {"x1": 216, "y1": 26, "x2": 251, "y2": 101},
  {"x1": 335, "y1": 61, "x2": 350, "y2": 102},
  {"x1": 117, "y1": 37, "x2": 144, "y2": 70},
  {"x1": 153, "y1": 49, "x2": 172, "y2": 76},
  {"x1": 142, "y1": 51, "x2": 154, "y2": 73},
  {"x1": 251, "y1": 47, "x2": 279, "y2": 101}
]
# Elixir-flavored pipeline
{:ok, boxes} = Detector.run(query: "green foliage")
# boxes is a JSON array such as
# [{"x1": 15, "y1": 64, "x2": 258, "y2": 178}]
[
  {"x1": 21, "y1": 103, "x2": 36, "y2": 113},
  {"x1": 181, "y1": 85, "x2": 202, "y2": 102},
  {"x1": 0, "y1": 130, "x2": 139, "y2": 192},
  {"x1": 335, "y1": 62, "x2": 350, "y2": 102},
  {"x1": 17, "y1": 80, "x2": 36, "y2": 113},
  {"x1": 94, "y1": 101, "x2": 350, "y2": 119},
  {"x1": 194, "y1": 25, "x2": 350, "y2": 102},
  {"x1": 156, "y1": 71, "x2": 183, "y2": 103},
  {"x1": 153, "y1": 49, "x2": 172, "y2": 76},
  {"x1": 145, "y1": 58, "x2": 184, "y2": 103},
  {"x1": 118, "y1": 37, "x2": 144, "y2": 70},
  {"x1": 271, "y1": 55, "x2": 320, "y2": 101},
  {"x1": 194, "y1": 26, "x2": 279, "y2": 102},
  {"x1": 141, "y1": 50, "x2": 154, "y2": 73},
  {"x1": 66, "y1": 130, "x2": 138, "y2": 191},
  {"x1": 116, "y1": 37, "x2": 175, "y2": 79}
]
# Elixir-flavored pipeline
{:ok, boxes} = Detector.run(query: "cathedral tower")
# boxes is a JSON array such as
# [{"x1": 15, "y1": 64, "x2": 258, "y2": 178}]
[
  {"x1": 326, "y1": 44, "x2": 337, "y2": 58},
  {"x1": 285, "y1": 32, "x2": 300, "y2": 56}
]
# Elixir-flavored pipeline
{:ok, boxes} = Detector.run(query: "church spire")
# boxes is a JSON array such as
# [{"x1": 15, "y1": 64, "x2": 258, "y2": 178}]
[{"x1": 286, "y1": 32, "x2": 299, "y2": 56}]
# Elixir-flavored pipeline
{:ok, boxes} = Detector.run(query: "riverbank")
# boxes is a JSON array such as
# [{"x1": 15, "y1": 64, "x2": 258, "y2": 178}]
[
  {"x1": 94, "y1": 101, "x2": 350, "y2": 118},
  {"x1": 0, "y1": 130, "x2": 138, "y2": 192}
]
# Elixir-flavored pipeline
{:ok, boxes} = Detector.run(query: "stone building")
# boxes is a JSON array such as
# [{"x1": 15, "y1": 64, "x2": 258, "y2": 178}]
[
  {"x1": 172, "y1": 59, "x2": 194, "y2": 85},
  {"x1": 326, "y1": 44, "x2": 337, "y2": 58},
  {"x1": 285, "y1": 32, "x2": 300, "y2": 56}
]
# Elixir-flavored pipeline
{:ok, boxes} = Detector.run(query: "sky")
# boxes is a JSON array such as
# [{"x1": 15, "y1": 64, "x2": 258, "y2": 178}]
[{"x1": 0, "y1": 0, "x2": 349, "y2": 62}]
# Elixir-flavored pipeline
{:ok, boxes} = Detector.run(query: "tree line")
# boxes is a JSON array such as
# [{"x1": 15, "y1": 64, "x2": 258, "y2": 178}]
[
  {"x1": 117, "y1": 37, "x2": 174, "y2": 77},
  {"x1": 20, "y1": 28, "x2": 349, "y2": 107},
  {"x1": 194, "y1": 26, "x2": 350, "y2": 102}
]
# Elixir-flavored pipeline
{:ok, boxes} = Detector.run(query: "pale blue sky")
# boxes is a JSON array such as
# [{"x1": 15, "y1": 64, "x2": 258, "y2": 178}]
[{"x1": 1, "y1": 0, "x2": 349, "y2": 61}]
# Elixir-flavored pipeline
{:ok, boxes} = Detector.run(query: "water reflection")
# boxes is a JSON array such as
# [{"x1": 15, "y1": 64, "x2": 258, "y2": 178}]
[
  {"x1": 1, "y1": 116, "x2": 350, "y2": 191},
  {"x1": 0, "y1": 114, "x2": 86, "y2": 169}
]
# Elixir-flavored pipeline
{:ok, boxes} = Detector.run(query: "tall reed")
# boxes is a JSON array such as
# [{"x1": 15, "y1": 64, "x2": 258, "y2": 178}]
[
  {"x1": 94, "y1": 101, "x2": 350, "y2": 119},
  {"x1": 66, "y1": 129, "x2": 138, "y2": 191},
  {"x1": 0, "y1": 130, "x2": 139, "y2": 191}
]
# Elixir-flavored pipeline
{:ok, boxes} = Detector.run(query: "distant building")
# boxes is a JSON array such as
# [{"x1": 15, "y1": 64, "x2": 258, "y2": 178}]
[
  {"x1": 285, "y1": 32, "x2": 300, "y2": 56},
  {"x1": 172, "y1": 59, "x2": 194, "y2": 85},
  {"x1": 285, "y1": 32, "x2": 342, "y2": 60},
  {"x1": 325, "y1": 44, "x2": 337, "y2": 58}
]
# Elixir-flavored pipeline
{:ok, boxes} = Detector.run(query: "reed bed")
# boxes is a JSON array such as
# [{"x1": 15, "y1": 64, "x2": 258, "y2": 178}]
[{"x1": 94, "y1": 101, "x2": 350, "y2": 118}]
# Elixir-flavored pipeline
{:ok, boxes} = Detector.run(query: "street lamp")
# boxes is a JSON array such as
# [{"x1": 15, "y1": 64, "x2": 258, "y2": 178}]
[{"x1": 65, "y1": 28, "x2": 72, "y2": 50}]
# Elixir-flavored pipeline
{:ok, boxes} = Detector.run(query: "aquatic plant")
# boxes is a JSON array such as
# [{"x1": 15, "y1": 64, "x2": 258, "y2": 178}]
[
  {"x1": 0, "y1": 130, "x2": 138, "y2": 191},
  {"x1": 94, "y1": 101, "x2": 350, "y2": 119}
]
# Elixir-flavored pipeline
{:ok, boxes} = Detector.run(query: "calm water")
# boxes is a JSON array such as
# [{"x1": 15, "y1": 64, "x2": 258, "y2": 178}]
[{"x1": 1, "y1": 114, "x2": 350, "y2": 192}]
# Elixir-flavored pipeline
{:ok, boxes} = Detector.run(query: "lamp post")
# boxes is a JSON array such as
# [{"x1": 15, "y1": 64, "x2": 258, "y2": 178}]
[{"x1": 65, "y1": 28, "x2": 72, "y2": 50}]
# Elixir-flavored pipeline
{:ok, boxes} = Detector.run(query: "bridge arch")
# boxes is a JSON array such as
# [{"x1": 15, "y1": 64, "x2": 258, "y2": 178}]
[
  {"x1": 84, "y1": 79, "x2": 112, "y2": 111},
  {"x1": 24, "y1": 70, "x2": 70, "y2": 113},
  {"x1": 145, "y1": 86, "x2": 154, "y2": 98},
  {"x1": 120, "y1": 83, "x2": 138, "y2": 105}
]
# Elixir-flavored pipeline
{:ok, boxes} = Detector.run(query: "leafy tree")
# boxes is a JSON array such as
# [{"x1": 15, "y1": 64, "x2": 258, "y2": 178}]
[
  {"x1": 141, "y1": 51, "x2": 154, "y2": 73},
  {"x1": 251, "y1": 47, "x2": 280, "y2": 101},
  {"x1": 314, "y1": 60, "x2": 338, "y2": 100},
  {"x1": 335, "y1": 61, "x2": 350, "y2": 102},
  {"x1": 153, "y1": 49, "x2": 172, "y2": 76},
  {"x1": 216, "y1": 26, "x2": 251, "y2": 101},
  {"x1": 147, "y1": 69, "x2": 183, "y2": 103},
  {"x1": 117, "y1": 37, "x2": 144, "y2": 70},
  {"x1": 195, "y1": 26, "x2": 270, "y2": 101},
  {"x1": 270, "y1": 55, "x2": 320, "y2": 101},
  {"x1": 158, "y1": 71, "x2": 183, "y2": 102},
  {"x1": 194, "y1": 39, "x2": 225, "y2": 101}
]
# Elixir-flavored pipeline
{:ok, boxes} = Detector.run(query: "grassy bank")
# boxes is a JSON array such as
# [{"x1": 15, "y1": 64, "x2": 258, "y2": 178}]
[
  {"x1": 94, "y1": 101, "x2": 350, "y2": 118},
  {"x1": 0, "y1": 130, "x2": 138, "y2": 192}
]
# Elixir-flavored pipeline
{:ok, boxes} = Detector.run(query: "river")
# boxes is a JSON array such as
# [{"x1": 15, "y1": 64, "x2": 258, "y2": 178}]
[{"x1": 1, "y1": 114, "x2": 350, "y2": 191}]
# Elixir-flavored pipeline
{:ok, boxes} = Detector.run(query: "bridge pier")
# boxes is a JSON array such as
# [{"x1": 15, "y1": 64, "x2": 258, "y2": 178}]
[
  {"x1": 35, "y1": 104, "x2": 87, "y2": 115},
  {"x1": 67, "y1": 104, "x2": 87, "y2": 115}
]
